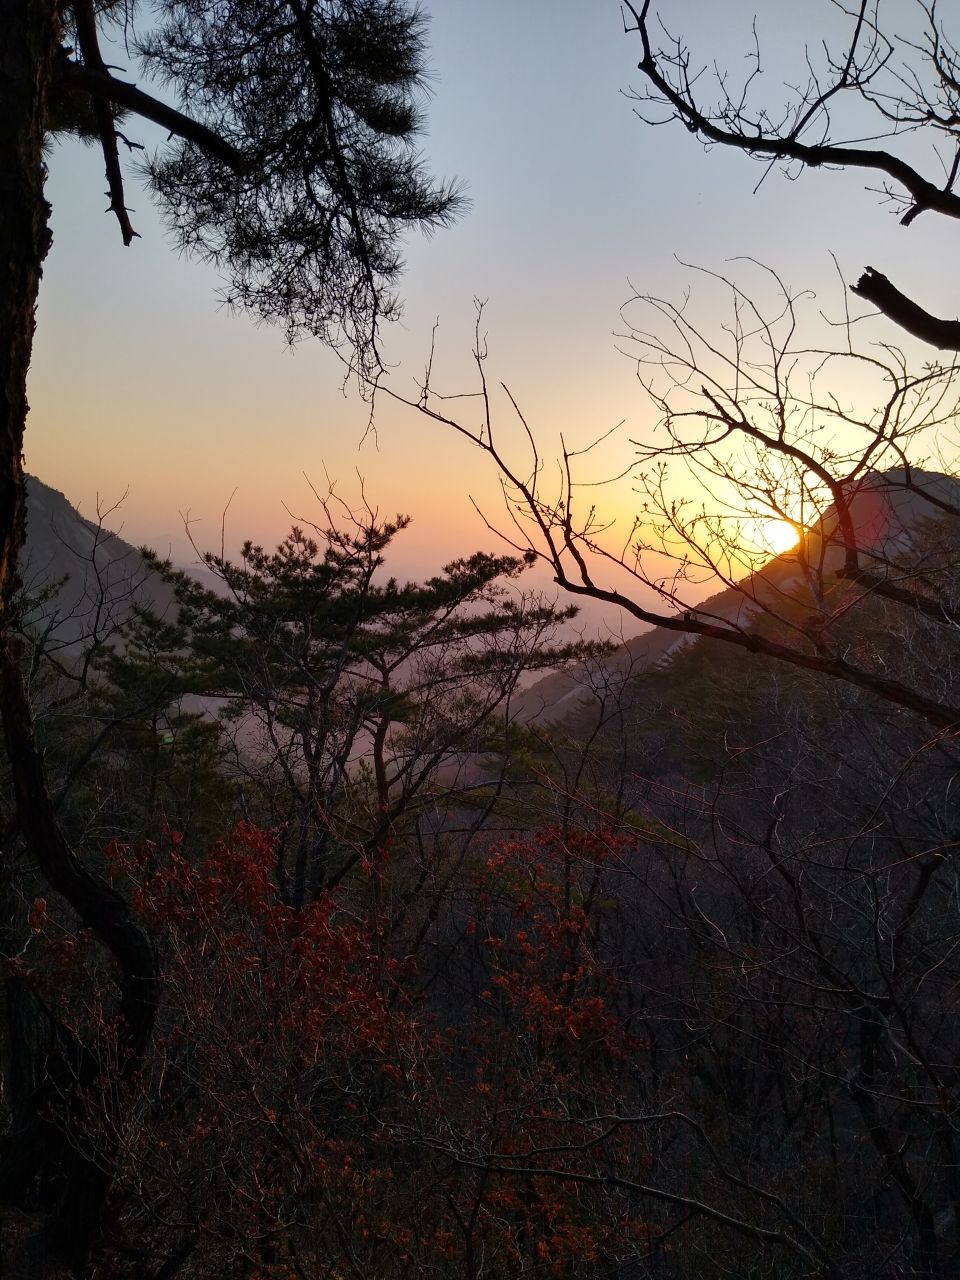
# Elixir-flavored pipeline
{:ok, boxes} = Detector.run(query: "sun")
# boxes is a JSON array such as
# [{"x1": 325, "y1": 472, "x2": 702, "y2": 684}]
[
  {"x1": 741, "y1": 514, "x2": 801, "y2": 556},
  {"x1": 759, "y1": 517, "x2": 801, "y2": 554}
]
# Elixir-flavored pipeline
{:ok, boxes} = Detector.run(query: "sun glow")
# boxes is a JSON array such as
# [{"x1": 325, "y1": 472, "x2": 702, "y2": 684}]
[
  {"x1": 759, "y1": 517, "x2": 801, "y2": 554},
  {"x1": 742, "y1": 515, "x2": 802, "y2": 556}
]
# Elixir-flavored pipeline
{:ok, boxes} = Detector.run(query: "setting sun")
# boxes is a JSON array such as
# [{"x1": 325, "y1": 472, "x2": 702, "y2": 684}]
[
  {"x1": 741, "y1": 514, "x2": 802, "y2": 556},
  {"x1": 759, "y1": 517, "x2": 801, "y2": 554}
]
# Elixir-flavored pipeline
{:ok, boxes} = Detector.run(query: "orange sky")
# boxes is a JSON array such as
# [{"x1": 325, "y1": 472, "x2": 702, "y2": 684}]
[{"x1": 25, "y1": 0, "x2": 959, "y2": 634}]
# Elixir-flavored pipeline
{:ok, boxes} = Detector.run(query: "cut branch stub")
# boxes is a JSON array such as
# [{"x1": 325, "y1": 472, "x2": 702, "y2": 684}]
[{"x1": 851, "y1": 268, "x2": 960, "y2": 351}]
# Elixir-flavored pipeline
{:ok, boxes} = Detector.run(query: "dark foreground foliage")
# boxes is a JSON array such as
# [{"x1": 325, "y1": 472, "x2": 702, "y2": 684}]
[{"x1": 3, "y1": 509, "x2": 960, "y2": 1279}]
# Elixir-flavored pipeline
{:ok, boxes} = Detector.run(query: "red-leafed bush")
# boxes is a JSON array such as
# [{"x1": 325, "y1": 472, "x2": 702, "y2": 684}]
[{"x1": 20, "y1": 822, "x2": 656, "y2": 1277}]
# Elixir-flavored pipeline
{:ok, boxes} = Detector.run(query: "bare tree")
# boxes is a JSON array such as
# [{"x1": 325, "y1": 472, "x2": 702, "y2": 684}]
[
  {"x1": 385, "y1": 289, "x2": 960, "y2": 730},
  {"x1": 623, "y1": 0, "x2": 960, "y2": 350}
]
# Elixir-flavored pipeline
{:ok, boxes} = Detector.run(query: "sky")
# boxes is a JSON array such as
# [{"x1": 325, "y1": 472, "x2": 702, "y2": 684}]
[{"x1": 25, "y1": 0, "x2": 960, "y2": 635}]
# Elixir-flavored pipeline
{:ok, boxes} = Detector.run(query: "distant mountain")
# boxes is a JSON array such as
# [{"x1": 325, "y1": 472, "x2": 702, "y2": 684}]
[
  {"x1": 18, "y1": 476, "x2": 179, "y2": 657},
  {"x1": 514, "y1": 469, "x2": 960, "y2": 726},
  {"x1": 19, "y1": 469, "x2": 959, "y2": 724}
]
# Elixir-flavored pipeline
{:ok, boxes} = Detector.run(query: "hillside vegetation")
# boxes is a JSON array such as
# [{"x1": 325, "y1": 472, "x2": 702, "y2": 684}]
[{"x1": 3, "y1": 472, "x2": 960, "y2": 1279}]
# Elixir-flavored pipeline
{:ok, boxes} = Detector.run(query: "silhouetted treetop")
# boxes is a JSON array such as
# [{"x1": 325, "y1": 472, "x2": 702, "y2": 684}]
[{"x1": 57, "y1": 0, "x2": 463, "y2": 373}]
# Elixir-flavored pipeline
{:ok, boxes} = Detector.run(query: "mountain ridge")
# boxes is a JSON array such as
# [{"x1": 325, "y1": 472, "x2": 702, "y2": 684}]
[
  {"x1": 19, "y1": 476, "x2": 180, "y2": 657},
  {"x1": 513, "y1": 468, "x2": 960, "y2": 726}
]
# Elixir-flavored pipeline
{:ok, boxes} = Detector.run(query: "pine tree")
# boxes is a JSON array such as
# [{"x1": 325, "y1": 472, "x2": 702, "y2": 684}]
[{"x1": 141, "y1": 511, "x2": 582, "y2": 905}]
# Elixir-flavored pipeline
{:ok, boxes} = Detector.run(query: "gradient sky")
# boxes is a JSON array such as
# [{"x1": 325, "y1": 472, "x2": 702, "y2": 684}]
[{"x1": 25, "y1": 0, "x2": 959, "y2": 634}]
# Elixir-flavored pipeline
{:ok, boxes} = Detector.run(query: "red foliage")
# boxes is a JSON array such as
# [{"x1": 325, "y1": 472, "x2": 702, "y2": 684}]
[{"x1": 29, "y1": 823, "x2": 654, "y2": 1276}]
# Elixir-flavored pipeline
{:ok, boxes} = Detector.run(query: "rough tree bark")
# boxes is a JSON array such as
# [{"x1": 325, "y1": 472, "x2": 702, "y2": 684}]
[
  {"x1": 0, "y1": 6, "x2": 159, "y2": 1274},
  {"x1": 0, "y1": 0, "x2": 56, "y2": 623}
]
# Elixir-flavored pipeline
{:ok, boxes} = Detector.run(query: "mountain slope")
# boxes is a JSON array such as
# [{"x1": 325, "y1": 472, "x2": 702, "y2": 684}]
[
  {"x1": 18, "y1": 477, "x2": 179, "y2": 657},
  {"x1": 515, "y1": 468, "x2": 960, "y2": 726}
]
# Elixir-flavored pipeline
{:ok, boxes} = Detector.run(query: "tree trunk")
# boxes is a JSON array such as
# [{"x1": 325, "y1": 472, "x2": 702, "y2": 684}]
[
  {"x1": 1, "y1": 9, "x2": 60, "y2": 1274},
  {"x1": 0, "y1": 1, "x2": 56, "y2": 621},
  {"x1": 0, "y1": 9, "x2": 159, "y2": 1275}
]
